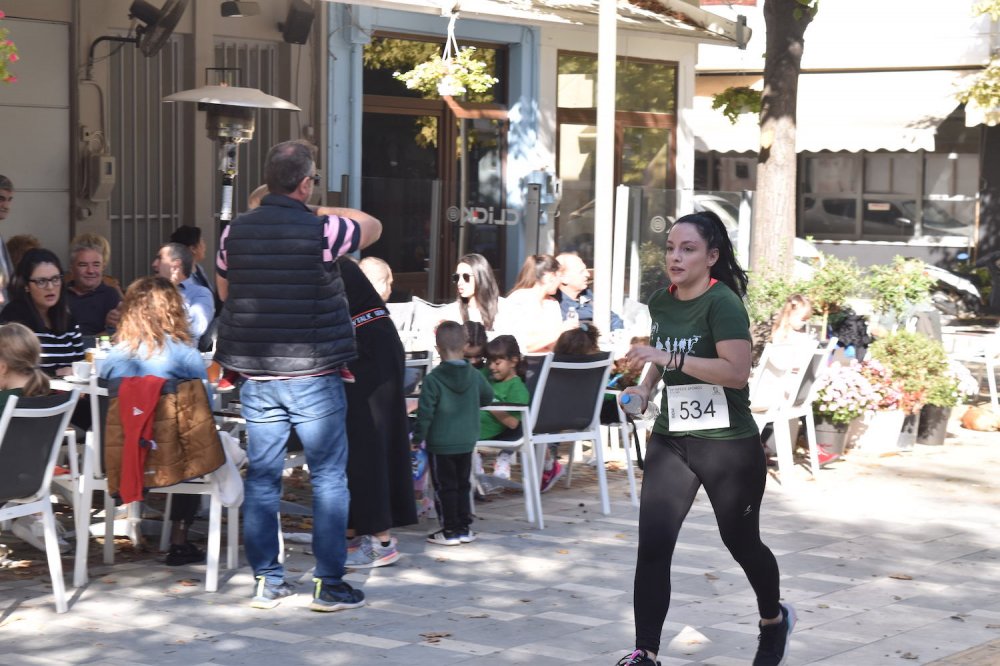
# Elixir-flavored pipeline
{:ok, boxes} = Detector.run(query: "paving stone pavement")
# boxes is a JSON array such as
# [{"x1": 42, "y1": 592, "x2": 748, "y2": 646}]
[{"x1": 2, "y1": 422, "x2": 1000, "y2": 666}]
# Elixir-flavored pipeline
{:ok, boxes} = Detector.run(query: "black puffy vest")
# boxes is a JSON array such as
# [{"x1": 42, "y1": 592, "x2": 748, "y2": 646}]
[{"x1": 214, "y1": 194, "x2": 356, "y2": 376}]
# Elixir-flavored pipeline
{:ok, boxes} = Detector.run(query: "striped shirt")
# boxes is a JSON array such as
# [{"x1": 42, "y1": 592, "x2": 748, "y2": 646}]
[
  {"x1": 36, "y1": 327, "x2": 85, "y2": 374},
  {"x1": 215, "y1": 214, "x2": 360, "y2": 277}
]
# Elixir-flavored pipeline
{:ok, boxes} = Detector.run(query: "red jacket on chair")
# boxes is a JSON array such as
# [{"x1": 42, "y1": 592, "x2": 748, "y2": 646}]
[{"x1": 117, "y1": 376, "x2": 167, "y2": 503}]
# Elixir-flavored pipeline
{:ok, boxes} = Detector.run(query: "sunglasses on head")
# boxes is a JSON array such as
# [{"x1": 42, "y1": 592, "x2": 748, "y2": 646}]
[{"x1": 451, "y1": 272, "x2": 472, "y2": 284}]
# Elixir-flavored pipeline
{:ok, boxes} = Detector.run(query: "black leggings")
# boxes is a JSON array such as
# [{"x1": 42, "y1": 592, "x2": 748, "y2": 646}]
[{"x1": 633, "y1": 432, "x2": 781, "y2": 654}]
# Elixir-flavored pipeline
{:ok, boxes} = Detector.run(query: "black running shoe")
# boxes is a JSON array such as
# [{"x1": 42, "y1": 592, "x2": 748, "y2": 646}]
[
  {"x1": 309, "y1": 578, "x2": 366, "y2": 612},
  {"x1": 615, "y1": 649, "x2": 659, "y2": 665},
  {"x1": 165, "y1": 542, "x2": 206, "y2": 566},
  {"x1": 753, "y1": 603, "x2": 796, "y2": 666}
]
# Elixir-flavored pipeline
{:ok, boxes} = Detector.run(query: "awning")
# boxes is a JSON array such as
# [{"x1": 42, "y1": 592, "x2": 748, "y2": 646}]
[
  {"x1": 690, "y1": 70, "x2": 968, "y2": 153},
  {"x1": 328, "y1": 0, "x2": 748, "y2": 46}
]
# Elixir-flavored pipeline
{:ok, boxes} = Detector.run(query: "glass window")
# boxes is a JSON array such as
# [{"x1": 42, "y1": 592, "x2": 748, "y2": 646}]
[
  {"x1": 557, "y1": 53, "x2": 676, "y2": 113},
  {"x1": 864, "y1": 154, "x2": 918, "y2": 195},
  {"x1": 557, "y1": 123, "x2": 597, "y2": 265},
  {"x1": 622, "y1": 127, "x2": 671, "y2": 187}
]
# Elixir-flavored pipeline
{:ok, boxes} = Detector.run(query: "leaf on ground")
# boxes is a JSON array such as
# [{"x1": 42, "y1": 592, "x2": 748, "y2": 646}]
[
  {"x1": 557, "y1": 549, "x2": 570, "y2": 555},
  {"x1": 900, "y1": 652, "x2": 918, "y2": 660},
  {"x1": 704, "y1": 573, "x2": 719, "y2": 581},
  {"x1": 888, "y1": 573, "x2": 913, "y2": 580},
  {"x1": 420, "y1": 631, "x2": 450, "y2": 643},
  {"x1": 986, "y1": 623, "x2": 1000, "y2": 629},
  {"x1": 177, "y1": 578, "x2": 199, "y2": 586},
  {"x1": 818, "y1": 603, "x2": 830, "y2": 609}
]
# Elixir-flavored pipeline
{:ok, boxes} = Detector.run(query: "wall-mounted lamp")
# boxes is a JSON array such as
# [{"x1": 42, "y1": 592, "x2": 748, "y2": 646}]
[
  {"x1": 221, "y1": 1, "x2": 260, "y2": 18},
  {"x1": 163, "y1": 84, "x2": 299, "y2": 221}
]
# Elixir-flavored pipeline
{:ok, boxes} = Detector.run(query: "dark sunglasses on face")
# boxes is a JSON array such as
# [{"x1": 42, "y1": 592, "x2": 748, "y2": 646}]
[{"x1": 451, "y1": 272, "x2": 472, "y2": 284}]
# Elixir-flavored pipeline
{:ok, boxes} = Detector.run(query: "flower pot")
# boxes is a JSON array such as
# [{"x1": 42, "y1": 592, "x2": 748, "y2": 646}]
[
  {"x1": 814, "y1": 418, "x2": 849, "y2": 457},
  {"x1": 850, "y1": 410, "x2": 906, "y2": 456},
  {"x1": 916, "y1": 404, "x2": 951, "y2": 446},
  {"x1": 897, "y1": 412, "x2": 919, "y2": 451}
]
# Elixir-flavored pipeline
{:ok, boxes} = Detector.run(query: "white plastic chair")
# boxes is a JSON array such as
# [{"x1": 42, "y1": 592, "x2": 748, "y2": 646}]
[
  {"x1": 0, "y1": 390, "x2": 80, "y2": 613},
  {"x1": 750, "y1": 338, "x2": 838, "y2": 479}
]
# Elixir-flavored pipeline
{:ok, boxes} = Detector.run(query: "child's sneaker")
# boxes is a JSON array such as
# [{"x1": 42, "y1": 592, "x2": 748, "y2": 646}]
[
  {"x1": 753, "y1": 603, "x2": 796, "y2": 666},
  {"x1": 309, "y1": 578, "x2": 366, "y2": 612},
  {"x1": 250, "y1": 575, "x2": 297, "y2": 609},
  {"x1": 540, "y1": 460, "x2": 565, "y2": 493},
  {"x1": 492, "y1": 453, "x2": 512, "y2": 480},
  {"x1": 339, "y1": 367, "x2": 357, "y2": 383},
  {"x1": 216, "y1": 371, "x2": 238, "y2": 392},
  {"x1": 345, "y1": 535, "x2": 400, "y2": 569},
  {"x1": 426, "y1": 529, "x2": 461, "y2": 546},
  {"x1": 457, "y1": 528, "x2": 477, "y2": 544},
  {"x1": 615, "y1": 649, "x2": 660, "y2": 665}
]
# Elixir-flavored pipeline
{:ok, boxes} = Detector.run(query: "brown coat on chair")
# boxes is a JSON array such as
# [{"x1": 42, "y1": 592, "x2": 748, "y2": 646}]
[
  {"x1": 960, "y1": 405, "x2": 1000, "y2": 432},
  {"x1": 104, "y1": 379, "x2": 225, "y2": 496}
]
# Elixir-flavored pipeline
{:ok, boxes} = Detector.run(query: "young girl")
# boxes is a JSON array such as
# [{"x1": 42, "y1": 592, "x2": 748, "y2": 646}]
[
  {"x1": 0, "y1": 322, "x2": 51, "y2": 417},
  {"x1": 617, "y1": 211, "x2": 790, "y2": 666},
  {"x1": 463, "y1": 321, "x2": 488, "y2": 369},
  {"x1": 0, "y1": 322, "x2": 65, "y2": 554},
  {"x1": 479, "y1": 335, "x2": 530, "y2": 482},
  {"x1": 771, "y1": 293, "x2": 814, "y2": 344}
]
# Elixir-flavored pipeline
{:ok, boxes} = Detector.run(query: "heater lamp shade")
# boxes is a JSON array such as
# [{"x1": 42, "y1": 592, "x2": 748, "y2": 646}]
[{"x1": 163, "y1": 85, "x2": 300, "y2": 111}]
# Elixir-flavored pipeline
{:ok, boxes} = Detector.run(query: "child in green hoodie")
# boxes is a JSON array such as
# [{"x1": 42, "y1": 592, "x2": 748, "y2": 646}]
[{"x1": 413, "y1": 321, "x2": 494, "y2": 546}]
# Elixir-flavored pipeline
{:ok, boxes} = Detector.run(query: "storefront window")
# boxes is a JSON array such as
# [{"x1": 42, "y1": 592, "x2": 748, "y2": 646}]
[{"x1": 556, "y1": 53, "x2": 676, "y2": 113}]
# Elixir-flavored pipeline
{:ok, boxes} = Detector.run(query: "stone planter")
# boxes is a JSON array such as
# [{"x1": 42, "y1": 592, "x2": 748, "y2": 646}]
[
  {"x1": 848, "y1": 410, "x2": 906, "y2": 456},
  {"x1": 916, "y1": 404, "x2": 951, "y2": 446},
  {"x1": 814, "y1": 417, "x2": 850, "y2": 457},
  {"x1": 897, "y1": 412, "x2": 919, "y2": 451}
]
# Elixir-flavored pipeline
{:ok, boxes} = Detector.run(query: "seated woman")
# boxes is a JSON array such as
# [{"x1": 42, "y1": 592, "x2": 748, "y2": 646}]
[
  {"x1": 0, "y1": 322, "x2": 67, "y2": 553},
  {"x1": 505, "y1": 255, "x2": 574, "y2": 352},
  {"x1": 99, "y1": 276, "x2": 211, "y2": 566},
  {"x1": 442, "y1": 253, "x2": 506, "y2": 333},
  {"x1": 0, "y1": 249, "x2": 84, "y2": 377}
]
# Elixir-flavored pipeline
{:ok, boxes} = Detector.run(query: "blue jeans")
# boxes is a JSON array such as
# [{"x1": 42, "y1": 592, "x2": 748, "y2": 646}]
[{"x1": 240, "y1": 374, "x2": 349, "y2": 585}]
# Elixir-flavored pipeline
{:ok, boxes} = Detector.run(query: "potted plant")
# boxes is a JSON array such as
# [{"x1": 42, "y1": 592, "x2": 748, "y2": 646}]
[
  {"x1": 711, "y1": 86, "x2": 762, "y2": 124},
  {"x1": 393, "y1": 45, "x2": 498, "y2": 98},
  {"x1": 812, "y1": 361, "x2": 879, "y2": 459},
  {"x1": 917, "y1": 359, "x2": 979, "y2": 445},
  {"x1": 868, "y1": 330, "x2": 950, "y2": 449},
  {"x1": 0, "y1": 10, "x2": 20, "y2": 84},
  {"x1": 849, "y1": 357, "x2": 908, "y2": 454},
  {"x1": 866, "y1": 256, "x2": 934, "y2": 326},
  {"x1": 805, "y1": 253, "x2": 861, "y2": 339}
]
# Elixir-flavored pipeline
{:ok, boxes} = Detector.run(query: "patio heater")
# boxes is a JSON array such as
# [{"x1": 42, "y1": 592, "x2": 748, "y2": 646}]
[{"x1": 162, "y1": 83, "x2": 300, "y2": 221}]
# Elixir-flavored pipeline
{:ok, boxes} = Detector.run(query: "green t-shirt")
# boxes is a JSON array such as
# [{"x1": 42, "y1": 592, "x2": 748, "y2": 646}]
[
  {"x1": 479, "y1": 371, "x2": 530, "y2": 440},
  {"x1": 648, "y1": 282, "x2": 758, "y2": 440}
]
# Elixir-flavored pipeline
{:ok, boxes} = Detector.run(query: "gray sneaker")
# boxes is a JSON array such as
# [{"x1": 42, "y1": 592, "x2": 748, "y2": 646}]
[
  {"x1": 250, "y1": 576, "x2": 297, "y2": 609},
  {"x1": 345, "y1": 535, "x2": 400, "y2": 569}
]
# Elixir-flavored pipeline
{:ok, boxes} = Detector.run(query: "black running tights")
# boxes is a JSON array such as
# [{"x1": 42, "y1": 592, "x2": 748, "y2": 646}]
[{"x1": 633, "y1": 433, "x2": 781, "y2": 654}]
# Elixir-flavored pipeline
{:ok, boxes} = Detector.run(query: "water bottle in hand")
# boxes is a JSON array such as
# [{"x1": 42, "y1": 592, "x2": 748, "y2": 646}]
[{"x1": 620, "y1": 393, "x2": 644, "y2": 416}]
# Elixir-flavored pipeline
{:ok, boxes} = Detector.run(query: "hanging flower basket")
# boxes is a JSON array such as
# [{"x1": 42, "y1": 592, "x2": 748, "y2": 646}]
[
  {"x1": 393, "y1": 15, "x2": 497, "y2": 98},
  {"x1": 711, "y1": 86, "x2": 761, "y2": 124},
  {"x1": 0, "y1": 10, "x2": 20, "y2": 84}
]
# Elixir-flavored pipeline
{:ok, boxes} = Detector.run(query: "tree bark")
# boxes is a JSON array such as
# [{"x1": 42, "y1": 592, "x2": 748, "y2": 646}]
[{"x1": 751, "y1": 0, "x2": 814, "y2": 278}]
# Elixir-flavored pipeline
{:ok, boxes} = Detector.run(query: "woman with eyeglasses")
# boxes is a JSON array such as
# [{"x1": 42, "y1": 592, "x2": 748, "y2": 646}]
[
  {"x1": 0, "y1": 248, "x2": 84, "y2": 376},
  {"x1": 443, "y1": 253, "x2": 506, "y2": 332}
]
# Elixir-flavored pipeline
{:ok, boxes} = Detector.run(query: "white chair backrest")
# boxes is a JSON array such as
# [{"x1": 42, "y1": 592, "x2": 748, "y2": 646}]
[
  {"x1": 749, "y1": 341, "x2": 818, "y2": 414},
  {"x1": 387, "y1": 301, "x2": 414, "y2": 331},
  {"x1": 530, "y1": 352, "x2": 614, "y2": 435},
  {"x1": 0, "y1": 390, "x2": 79, "y2": 504}
]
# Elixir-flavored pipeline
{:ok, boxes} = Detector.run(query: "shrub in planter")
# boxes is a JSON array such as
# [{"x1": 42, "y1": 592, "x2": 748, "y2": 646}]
[{"x1": 868, "y1": 330, "x2": 949, "y2": 415}]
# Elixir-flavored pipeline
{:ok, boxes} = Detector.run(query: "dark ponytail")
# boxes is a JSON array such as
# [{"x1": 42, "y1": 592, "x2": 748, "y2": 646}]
[{"x1": 673, "y1": 211, "x2": 748, "y2": 297}]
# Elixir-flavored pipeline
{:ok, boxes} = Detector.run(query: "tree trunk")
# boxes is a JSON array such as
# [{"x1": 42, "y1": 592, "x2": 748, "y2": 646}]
[{"x1": 750, "y1": 0, "x2": 814, "y2": 278}]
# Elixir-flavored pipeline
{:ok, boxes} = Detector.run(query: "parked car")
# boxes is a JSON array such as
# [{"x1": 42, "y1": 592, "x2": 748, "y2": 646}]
[{"x1": 802, "y1": 197, "x2": 973, "y2": 238}]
